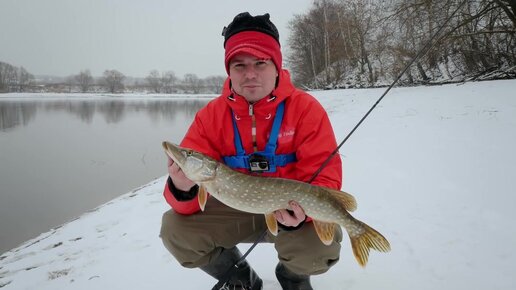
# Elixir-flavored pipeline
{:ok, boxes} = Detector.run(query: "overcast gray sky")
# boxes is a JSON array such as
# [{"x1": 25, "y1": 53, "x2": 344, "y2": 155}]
[{"x1": 0, "y1": 0, "x2": 313, "y2": 78}]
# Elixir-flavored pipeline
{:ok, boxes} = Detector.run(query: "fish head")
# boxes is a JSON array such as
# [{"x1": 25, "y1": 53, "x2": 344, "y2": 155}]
[{"x1": 162, "y1": 141, "x2": 217, "y2": 182}]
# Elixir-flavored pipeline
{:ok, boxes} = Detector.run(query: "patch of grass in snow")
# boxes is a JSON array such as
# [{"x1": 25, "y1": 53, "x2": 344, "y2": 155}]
[{"x1": 48, "y1": 268, "x2": 71, "y2": 280}]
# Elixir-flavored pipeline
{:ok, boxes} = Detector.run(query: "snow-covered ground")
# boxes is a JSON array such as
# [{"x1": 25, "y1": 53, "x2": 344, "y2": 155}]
[{"x1": 1, "y1": 79, "x2": 515, "y2": 289}]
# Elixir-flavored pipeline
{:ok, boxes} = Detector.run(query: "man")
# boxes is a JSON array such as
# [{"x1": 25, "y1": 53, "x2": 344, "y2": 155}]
[{"x1": 160, "y1": 12, "x2": 343, "y2": 290}]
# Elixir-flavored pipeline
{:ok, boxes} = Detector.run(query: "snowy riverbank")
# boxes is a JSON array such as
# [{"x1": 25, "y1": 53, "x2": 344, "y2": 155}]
[{"x1": 1, "y1": 79, "x2": 515, "y2": 289}]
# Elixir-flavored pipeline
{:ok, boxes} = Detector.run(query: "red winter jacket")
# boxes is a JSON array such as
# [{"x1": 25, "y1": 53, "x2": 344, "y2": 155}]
[{"x1": 163, "y1": 69, "x2": 342, "y2": 215}]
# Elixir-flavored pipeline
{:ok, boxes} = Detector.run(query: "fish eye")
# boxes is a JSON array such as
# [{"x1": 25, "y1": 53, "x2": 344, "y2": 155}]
[{"x1": 187, "y1": 150, "x2": 193, "y2": 156}]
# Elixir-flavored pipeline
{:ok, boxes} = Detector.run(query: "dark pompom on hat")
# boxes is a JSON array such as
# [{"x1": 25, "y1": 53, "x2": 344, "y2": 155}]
[{"x1": 222, "y1": 12, "x2": 280, "y2": 47}]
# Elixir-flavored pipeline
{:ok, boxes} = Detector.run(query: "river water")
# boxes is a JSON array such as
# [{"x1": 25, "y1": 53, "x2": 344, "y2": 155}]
[{"x1": 0, "y1": 96, "x2": 210, "y2": 254}]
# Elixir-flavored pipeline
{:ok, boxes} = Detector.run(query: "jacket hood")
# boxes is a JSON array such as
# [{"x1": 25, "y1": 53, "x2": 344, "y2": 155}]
[{"x1": 221, "y1": 69, "x2": 296, "y2": 117}]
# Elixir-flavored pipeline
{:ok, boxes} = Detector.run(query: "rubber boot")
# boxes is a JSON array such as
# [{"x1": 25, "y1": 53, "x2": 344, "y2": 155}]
[
  {"x1": 200, "y1": 247, "x2": 263, "y2": 290},
  {"x1": 275, "y1": 263, "x2": 313, "y2": 290}
]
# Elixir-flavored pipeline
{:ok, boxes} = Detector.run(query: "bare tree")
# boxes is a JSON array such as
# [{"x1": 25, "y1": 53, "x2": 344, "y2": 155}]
[
  {"x1": 0, "y1": 62, "x2": 20, "y2": 92},
  {"x1": 287, "y1": 0, "x2": 516, "y2": 88},
  {"x1": 288, "y1": 1, "x2": 363, "y2": 87},
  {"x1": 0, "y1": 62, "x2": 15, "y2": 92},
  {"x1": 204, "y1": 75, "x2": 225, "y2": 93},
  {"x1": 145, "y1": 70, "x2": 162, "y2": 93},
  {"x1": 161, "y1": 71, "x2": 178, "y2": 93},
  {"x1": 0, "y1": 62, "x2": 35, "y2": 92},
  {"x1": 0, "y1": 62, "x2": 6, "y2": 92},
  {"x1": 17, "y1": 67, "x2": 34, "y2": 92},
  {"x1": 65, "y1": 75, "x2": 75, "y2": 92},
  {"x1": 182, "y1": 73, "x2": 202, "y2": 93},
  {"x1": 494, "y1": 0, "x2": 516, "y2": 27},
  {"x1": 287, "y1": 14, "x2": 319, "y2": 87},
  {"x1": 75, "y1": 69, "x2": 93, "y2": 93},
  {"x1": 103, "y1": 69, "x2": 125, "y2": 93}
]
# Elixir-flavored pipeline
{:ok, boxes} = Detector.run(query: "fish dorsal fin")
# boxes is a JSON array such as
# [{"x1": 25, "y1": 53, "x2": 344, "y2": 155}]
[
  {"x1": 265, "y1": 212, "x2": 278, "y2": 236},
  {"x1": 325, "y1": 188, "x2": 357, "y2": 212},
  {"x1": 198, "y1": 185, "x2": 208, "y2": 211},
  {"x1": 313, "y1": 220, "x2": 336, "y2": 246}
]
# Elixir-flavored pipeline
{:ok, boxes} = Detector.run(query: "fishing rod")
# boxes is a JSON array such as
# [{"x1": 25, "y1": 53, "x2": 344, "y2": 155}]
[{"x1": 215, "y1": 0, "x2": 468, "y2": 288}]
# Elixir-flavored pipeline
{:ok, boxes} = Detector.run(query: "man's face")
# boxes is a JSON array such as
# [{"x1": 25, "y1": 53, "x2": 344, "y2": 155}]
[{"x1": 228, "y1": 53, "x2": 278, "y2": 103}]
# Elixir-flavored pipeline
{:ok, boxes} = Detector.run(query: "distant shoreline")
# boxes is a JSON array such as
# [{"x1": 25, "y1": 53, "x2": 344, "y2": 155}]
[{"x1": 0, "y1": 93, "x2": 217, "y2": 100}]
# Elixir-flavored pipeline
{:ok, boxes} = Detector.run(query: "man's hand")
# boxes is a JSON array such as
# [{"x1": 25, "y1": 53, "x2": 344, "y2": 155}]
[
  {"x1": 167, "y1": 156, "x2": 196, "y2": 191},
  {"x1": 274, "y1": 201, "x2": 306, "y2": 227}
]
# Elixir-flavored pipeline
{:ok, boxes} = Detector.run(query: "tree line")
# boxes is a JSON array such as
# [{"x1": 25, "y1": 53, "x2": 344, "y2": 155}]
[
  {"x1": 0, "y1": 61, "x2": 35, "y2": 93},
  {"x1": 0, "y1": 63, "x2": 225, "y2": 94},
  {"x1": 5, "y1": 0, "x2": 515, "y2": 93},
  {"x1": 287, "y1": 0, "x2": 516, "y2": 89},
  {"x1": 59, "y1": 69, "x2": 225, "y2": 94},
  {"x1": 142, "y1": 70, "x2": 225, "y2": 94}
]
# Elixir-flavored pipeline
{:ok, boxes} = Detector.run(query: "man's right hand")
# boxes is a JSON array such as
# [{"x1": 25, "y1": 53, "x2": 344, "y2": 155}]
[{"x1": 167, "y1": 156, "x2": 196, "y2": 191}]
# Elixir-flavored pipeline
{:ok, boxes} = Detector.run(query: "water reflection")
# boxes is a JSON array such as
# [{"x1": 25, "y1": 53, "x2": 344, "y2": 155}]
[
  {"x1": 0, "y1": 102, "x2": 37, "y2": 131},
  {"x1": 0, "y1": 98, "x2": 210, "y2": 131},
  {"x1": 0, "y1": 97, "x2": 211, "y2": 254}
]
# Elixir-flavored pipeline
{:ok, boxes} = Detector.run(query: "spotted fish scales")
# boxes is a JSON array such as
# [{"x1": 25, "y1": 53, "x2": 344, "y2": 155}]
[{"x1": 163, "y1": 141, "x2": 390, "y2": 267}]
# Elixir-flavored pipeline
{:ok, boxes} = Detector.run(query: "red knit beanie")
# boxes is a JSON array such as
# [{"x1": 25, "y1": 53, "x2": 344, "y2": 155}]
[
  {"x1": 224, "y1": 31, "x2": 282, "y2": 73},
  {"x1": 222, "y1": 12, "x2": 282, "y2": 74}
]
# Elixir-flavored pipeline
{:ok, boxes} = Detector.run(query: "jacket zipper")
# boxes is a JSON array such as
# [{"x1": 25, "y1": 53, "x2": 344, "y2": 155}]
[
  {"x1": 248, "y1": 104, "x2": 254, "y2": 116},
  {"x1": 248, "y1": 103, "x2": 258, "y2": 152}
]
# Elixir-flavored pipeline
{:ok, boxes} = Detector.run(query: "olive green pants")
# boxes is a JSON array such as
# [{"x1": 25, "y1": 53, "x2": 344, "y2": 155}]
[{"x1": 160, "y1": 198, "x2": 342, "y2": 275}]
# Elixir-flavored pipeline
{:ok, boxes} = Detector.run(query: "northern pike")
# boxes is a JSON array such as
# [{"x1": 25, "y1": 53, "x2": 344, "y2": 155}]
[{"x1": 162, "y1": 141, "x2": 390, "y2": 267}]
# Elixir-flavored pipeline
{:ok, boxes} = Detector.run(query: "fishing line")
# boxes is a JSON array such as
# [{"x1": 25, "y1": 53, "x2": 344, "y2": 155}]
[{"x1": 216, "y1": 0, "x2": 468, "y2": 287}]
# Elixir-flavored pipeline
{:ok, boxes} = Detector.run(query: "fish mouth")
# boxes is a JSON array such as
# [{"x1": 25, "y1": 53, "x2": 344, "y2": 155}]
[{"x1": 162, "y1": 141, "x2": 186, "y2": 165}]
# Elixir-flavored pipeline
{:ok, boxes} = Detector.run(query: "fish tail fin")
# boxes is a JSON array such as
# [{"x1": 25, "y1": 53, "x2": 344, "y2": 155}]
[{"x1": 350, "y1": 222, "x2": 391, "y2": 267}]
